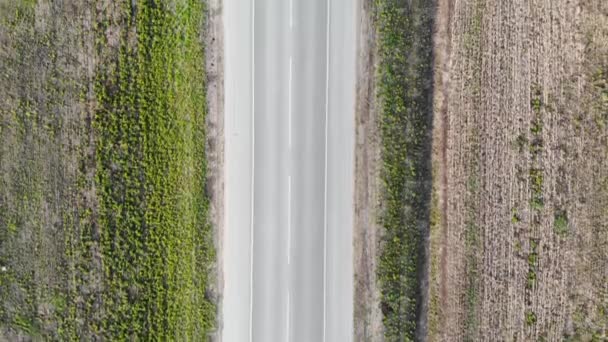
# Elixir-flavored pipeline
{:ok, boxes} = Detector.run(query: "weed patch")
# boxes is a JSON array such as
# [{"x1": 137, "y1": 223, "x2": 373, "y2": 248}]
[
  {"x1": 92, "y1": 1, "x2": 215, "y2": 339},
  {"x1": 553, "y1": 209, "x2": 569, "y2": 236},
  {"x1": 373, "y1": 0, "x2": 434, "y2": 339},
  {"x1": 526, "y1": 239, "x2": 539, "y2": 290},
  {"x1": 525, "y1": 310, "x2": 537, "y2": 326}
]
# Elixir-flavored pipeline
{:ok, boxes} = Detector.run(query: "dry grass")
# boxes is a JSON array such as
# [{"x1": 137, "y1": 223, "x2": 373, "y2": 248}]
[
  {"x1": 429, "y1": 0, "x2": 608, "y2": 340},
  {"x1": 0, "y1": 1, "x2": 97, "y2": 339}
]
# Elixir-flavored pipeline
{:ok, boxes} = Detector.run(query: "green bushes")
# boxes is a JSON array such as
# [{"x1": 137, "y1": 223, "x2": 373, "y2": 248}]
[
  {"x1": 553, "y1": 209, "x2": 569, "y2": 236},
  {"x1": 530, "y1": 169, "x2": 544, "y2": 210},
  {"x1": 374, "y1": 0, "x2": 434, "y2": 340},
  {"x1": 525, "y1": 310, "x2": 537, "y2": 326},
  {"x1": 91, "y1": 0, "x2": 214, "y2": 339},
  {"x1": 527, "y1": 239, "x2": 539, "y2": 289}
]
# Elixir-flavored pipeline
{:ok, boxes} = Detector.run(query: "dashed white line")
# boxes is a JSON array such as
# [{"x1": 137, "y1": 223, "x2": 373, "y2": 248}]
[
  {"x1": 323, "y1": 0, "x2": 331, "y2": 340},
  {"x1": 287, "y1": 175, "x2": 292, "y2": 265},
  {"x1": 289, "y1": 57, "x2": 293, "y2": 148}
]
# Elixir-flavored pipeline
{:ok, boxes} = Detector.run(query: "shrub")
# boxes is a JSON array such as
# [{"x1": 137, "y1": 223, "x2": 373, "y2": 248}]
[{"x1": 554, "y1": 209, "x2": 569, "y2": 236}]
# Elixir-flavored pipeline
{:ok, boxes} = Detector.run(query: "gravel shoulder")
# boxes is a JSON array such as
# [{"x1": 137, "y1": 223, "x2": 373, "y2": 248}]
[
  {"x1": 353, "y1": 0, "x2": 383, "y2": 340},
  {"x1": 203, "y1": 0, "x2": 225, "y2": 340}
]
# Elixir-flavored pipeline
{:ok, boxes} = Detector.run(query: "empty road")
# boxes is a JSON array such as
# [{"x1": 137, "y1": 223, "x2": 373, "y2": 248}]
[{"x1": 224, "y1": 0, "x2": 355, "y2": 340}]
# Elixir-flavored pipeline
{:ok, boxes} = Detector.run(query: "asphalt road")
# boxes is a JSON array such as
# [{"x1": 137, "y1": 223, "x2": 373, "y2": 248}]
[{"x1": 224, "y1": 0, "x2": 355, "y2": 340}]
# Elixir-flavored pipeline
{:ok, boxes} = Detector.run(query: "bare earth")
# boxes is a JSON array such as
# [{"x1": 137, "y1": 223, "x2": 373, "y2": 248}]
[
  {"x1": 353, "y1": 0, "x2": 384, "y2": 341},
  {"x1": 203, "y1": 0, "x2": 225, "y2": 340},
  {"x1": 0, "y1": 1, "x2": 100, "y2": 339},
  {"x1": 429, "y1": 0, "x2": 608, "y2": 340}
]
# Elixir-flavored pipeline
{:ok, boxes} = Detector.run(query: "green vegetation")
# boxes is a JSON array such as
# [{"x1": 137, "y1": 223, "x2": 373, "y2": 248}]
[
  {"x1": 553, "y1": 209, "x2": 569, "y2": 236},
  {"x1": 515, "y1": 134, "x2": 528, "y2": 153},
  {"x1": 529, "y1": 86, "x2": 544, "y2": 158},
  {"x1": 531, "y1": 85, "x2": 543, "y2": 112},
  {"x1": 526, "y1": 239, "x2": 539, "y2": 290},
  {"x1": 525, "y1": 310, "x2": 537, "y2": 326},
  {"x1": 524, "y1": 86, "x2": 544, "y2": 329},
  {"x1": 515, "y1": 240, "x2": 523, "y2": 254},
  {"x1": 531, "y1": 97, "x2": 542, "y2": 113},
  {"x1": 1, "y1": 1, "x2": 79, "y2": 338},
  {"x1": 511, "y1": 208, "x2": 521, "y2": 224},
  {"x1": 91, "y1": 1, "x2": 215, "y2": 339},
  {"x1": 373, "y1": 0, "x2": 434, "y2": 339},
  {"x1": 567, "y1": 305, "x2": 608, "y2": 341},
  {"x1": 530, "y1": 169, "x2": 544, "y2": 210},
  {"x1": 0, "y1": 1, "x2": 215, "y2": 339}
]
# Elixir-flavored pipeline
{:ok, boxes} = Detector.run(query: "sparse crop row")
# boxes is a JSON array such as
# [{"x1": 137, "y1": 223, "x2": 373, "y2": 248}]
[
  {"x1": 525, "y1": 85, "x2": 544, "y2": 326},
  {"x1": 373, "y1": 0, "x2": 434, "y2": 340}
]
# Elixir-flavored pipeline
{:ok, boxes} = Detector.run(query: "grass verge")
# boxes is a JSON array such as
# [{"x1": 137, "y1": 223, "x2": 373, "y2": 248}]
[
  {"x1": 373, "y1": 0, "x2": 434, "y2": 340},
  {"x1": 92, "y1": 0, "x2": 215, "y2": 339},
  {"x1": 0, "y1": 1, "x2": 215, "y2": 339}
]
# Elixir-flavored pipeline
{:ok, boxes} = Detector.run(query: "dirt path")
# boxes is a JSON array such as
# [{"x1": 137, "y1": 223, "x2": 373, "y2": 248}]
[
  {"x1": 353, "y1": 0, "x2": 384, "y2": 340},
  {"x1": 203, "y1": 0, "x2": 224, "y2": 340},
  {"x1": 435, "y1": 0, "x2": 453, "y2": 317}
]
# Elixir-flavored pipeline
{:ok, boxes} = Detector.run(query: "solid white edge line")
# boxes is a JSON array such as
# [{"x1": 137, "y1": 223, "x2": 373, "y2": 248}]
[
  {"x1": 249, "y1": 0, "x2": 255, "y2": 340},
  {"x1": 288, "y1": 8, "x2": 293, "y2": 341},
  {"x1": 323, "y1": 0, "x2": 330, "y2": 340}
]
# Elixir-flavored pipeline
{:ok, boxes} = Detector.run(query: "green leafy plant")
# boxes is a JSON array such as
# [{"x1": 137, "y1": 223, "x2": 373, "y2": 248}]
[
  {"x1": 374, "y1": 0, "x2": 434, "y2": 339},
  {"x1": 511, "y1": 208, "x2": 521, "y2": 223},
  {"x1": 526, "y1": 239, "x2": 539, "y2": 289},
  {"x1": 91, "y1": 1, "x2": 215, "y2": 339},
  {"x1": 554, "y1": 209, "x2": 569, "y2": 236},
  {"x1": 525, "y1": 310, "x2": 537, "y2": 326}
]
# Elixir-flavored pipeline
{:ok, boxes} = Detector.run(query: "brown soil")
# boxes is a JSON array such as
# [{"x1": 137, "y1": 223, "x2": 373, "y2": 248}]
[
  {"x1": 429, "y1": 0, "x2": 608, "y2": 340},
  {"x1": 0, "y1": 1, "x2": 100, "y2": 339},
  {"x1": 353, "y1": 0, "x2": 384, "y2": 340},
  {"x1": 428, "y1": 0, "x2": 454, "y2": 339},
  {"x1": 203, "y1": 0, "x2": 225, "y2": 340}
]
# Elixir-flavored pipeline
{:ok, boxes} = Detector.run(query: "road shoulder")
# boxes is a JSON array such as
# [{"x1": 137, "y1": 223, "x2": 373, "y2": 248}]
[
  {"x1": 204, "y1": 0, "x2": 225, "y2": 340},
  {"x1": 353, "y1": 0, "x2": 384, "y2": 340}
]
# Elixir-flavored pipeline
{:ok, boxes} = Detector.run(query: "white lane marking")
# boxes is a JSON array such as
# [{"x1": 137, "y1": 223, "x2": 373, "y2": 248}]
[
  {"x1": 286, "y1": 291, "x2": 291, "y2": 342},
  {"x1": 249, "y1": 0, "x2": 255, "y2": 340},
  {"x1": 289, "y1": 57, "x2": 293, "y2": 148},
  {"x1": 287, "y1": 175, "x2": 292, "y2": 264},
  {"x1": 323, "y1": 0, "x2": 331, "y2": 340},
  {"x1": 288, "y1": 7, "x2": 293, "y2": 340}
]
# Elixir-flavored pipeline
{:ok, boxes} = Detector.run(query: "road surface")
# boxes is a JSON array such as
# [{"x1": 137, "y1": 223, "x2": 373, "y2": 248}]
[{"x1": 224, "y1": 0, "x2": 355, "y2": 340}]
